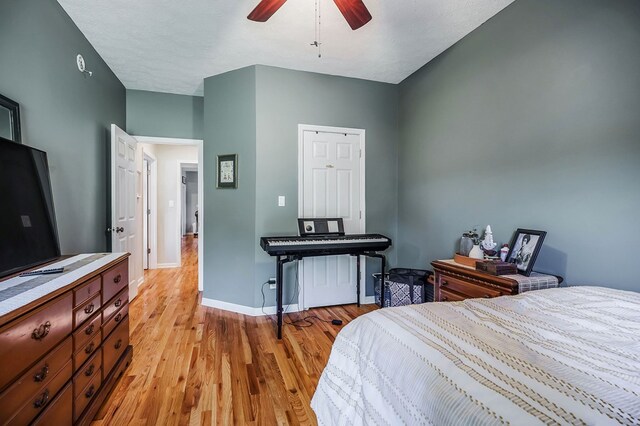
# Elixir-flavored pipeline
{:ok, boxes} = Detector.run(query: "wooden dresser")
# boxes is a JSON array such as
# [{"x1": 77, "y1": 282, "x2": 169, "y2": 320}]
[
  {"x1": 0, "y1": 254, "x2": 133, "y2": 425},
  {"x1": 431, "y1": 260, "x2": 519, "y2": 302}
]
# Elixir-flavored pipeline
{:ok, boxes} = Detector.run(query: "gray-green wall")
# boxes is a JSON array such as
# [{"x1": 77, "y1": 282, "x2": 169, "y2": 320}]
[
  {"x1": 204, "y1": 67, "x2": 257, "y2": 305},
  {"x1": 254, "y1": 65, "x2": 398, "y2": 307},
  {"x1": 398, "y1": 0, "x2": 640, "y2": 291},
  {"x1": 204, "y1": 65, "x2": 399, "y2": 308},
  {"x1": 0, "y1": 0, "x2": 126, "y2": 253},
  {"x1": 126, "y1": 89, "x2": 204, "y2": 139}
]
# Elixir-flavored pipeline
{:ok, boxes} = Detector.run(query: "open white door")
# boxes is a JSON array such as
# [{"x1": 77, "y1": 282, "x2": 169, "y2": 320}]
[{"x1": 110, "y1": 124, "x2": 140, "y2": 301}]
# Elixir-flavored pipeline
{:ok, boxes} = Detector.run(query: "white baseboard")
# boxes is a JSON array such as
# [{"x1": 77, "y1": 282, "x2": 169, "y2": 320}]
[
  {"x1": 157, "y1": 263, "x2": 179, "y2": 269},
  {"x1": 201, "y1": 297, "x2": 300, "y2": 317},
  {"x1": 137, "y1": 277, "x2": 144, "y2": 288}
]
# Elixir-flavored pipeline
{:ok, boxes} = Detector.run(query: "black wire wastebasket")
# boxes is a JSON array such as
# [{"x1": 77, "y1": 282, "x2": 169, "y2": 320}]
[{"x1": 373, "y1": 268, "x2": 433, "y2": 308}]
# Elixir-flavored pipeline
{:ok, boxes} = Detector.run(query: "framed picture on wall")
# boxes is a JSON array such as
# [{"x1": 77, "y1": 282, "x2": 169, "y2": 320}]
[
  {"x1": 0, "y1": 93, "x2": 21, "y2": 143},
  {"x1": 216, "y1": 154, "x2": 238, "y2": 189},
  {"x1": 505, "y1": 228, "x2": 546, "y2": 276}
]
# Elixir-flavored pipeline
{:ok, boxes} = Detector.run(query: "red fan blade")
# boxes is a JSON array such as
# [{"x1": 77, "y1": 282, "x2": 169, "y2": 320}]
[
  {"x1": 333, "y1": 0, "x2": 372, "y2": 30},
  {"x1": 247, "y1": 0, "x2": 288, "y2": 22}
]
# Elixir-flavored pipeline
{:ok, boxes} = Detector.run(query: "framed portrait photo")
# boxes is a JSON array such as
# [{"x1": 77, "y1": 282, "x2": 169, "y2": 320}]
[
  {"x1": 505, "y1": 229, "x2": 546, "y2": 276},
  {"x1": 216, "y1": 154, "x2": 238, "y2": 189}
]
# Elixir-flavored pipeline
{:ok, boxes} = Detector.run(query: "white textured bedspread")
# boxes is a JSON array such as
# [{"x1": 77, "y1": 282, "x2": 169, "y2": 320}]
[{"x1": 311, "y1": 287, "x2": 640, "y2": 425}]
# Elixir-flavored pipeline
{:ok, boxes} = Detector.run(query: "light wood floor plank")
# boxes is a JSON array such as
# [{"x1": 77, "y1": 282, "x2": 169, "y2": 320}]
[{"x1": 93, "y1": 236, "x2": 377, "y2": 425}]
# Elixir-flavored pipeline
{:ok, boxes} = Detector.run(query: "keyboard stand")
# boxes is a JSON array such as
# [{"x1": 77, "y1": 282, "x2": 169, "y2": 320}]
[{"x1": 274, "y1": 251, "x2": 386, "y2": 339}]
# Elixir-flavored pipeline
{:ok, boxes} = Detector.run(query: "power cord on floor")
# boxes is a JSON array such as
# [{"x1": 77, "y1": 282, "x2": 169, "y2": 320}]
[{"x1": 261, "y1": 262, "x2": 341, "y2": 328}]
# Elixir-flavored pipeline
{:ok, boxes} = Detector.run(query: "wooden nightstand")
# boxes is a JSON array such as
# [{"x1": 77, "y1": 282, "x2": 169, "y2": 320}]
[
  {"x1": 431, "y1": 259, "x2": 562, "y2": 302},
  {"x1": 431, "y1": 260, "x2": 518, "y2": 302}
]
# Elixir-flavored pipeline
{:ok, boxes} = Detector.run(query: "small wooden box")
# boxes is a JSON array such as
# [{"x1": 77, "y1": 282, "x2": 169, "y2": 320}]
[
  {"x1": 453, "y1": 253, "x2": 481, "y2": 268},
  {"x1": 476, "y1": 260, "x2": 517, "y2": 276}
]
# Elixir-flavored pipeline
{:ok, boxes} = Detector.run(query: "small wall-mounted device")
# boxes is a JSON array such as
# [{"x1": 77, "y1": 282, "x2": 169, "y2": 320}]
[{"x1": 76, "y1": 54, "x2": 93, "y2": 77}]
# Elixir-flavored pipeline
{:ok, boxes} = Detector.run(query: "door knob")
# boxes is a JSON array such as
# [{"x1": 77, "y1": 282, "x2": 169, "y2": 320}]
[{"x1": 115, "y1": 227, "x2": 124, "y2": 233}]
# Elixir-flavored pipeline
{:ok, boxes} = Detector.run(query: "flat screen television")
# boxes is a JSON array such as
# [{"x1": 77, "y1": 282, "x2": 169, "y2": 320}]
[{"x1": 0, "y1": 136, "x2": 60, "y2": 279}]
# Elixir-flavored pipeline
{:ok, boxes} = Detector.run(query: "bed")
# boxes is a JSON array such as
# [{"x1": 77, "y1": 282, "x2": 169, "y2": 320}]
[{"x1": 311, "y1": 287, "x2": 640, "y2": 425}]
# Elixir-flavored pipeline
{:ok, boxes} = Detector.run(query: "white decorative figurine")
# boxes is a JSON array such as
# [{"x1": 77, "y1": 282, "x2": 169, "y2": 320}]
[{"x1": 481, "y1": 225, "x2": 497, "y2": 252}]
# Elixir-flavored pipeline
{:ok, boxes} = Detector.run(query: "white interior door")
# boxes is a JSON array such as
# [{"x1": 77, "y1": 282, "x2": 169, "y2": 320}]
[
  {"x1": 110, "y1": 124, "x2": 140, "y2": 301},
  {"x1": 300, "y1": 128, "x2": 364, "y2": 308}
]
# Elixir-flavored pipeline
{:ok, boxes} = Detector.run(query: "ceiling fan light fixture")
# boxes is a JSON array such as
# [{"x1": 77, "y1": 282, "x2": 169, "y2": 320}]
[{"x1": 247, "y1": 0, "x2": 372, "y2": 30}]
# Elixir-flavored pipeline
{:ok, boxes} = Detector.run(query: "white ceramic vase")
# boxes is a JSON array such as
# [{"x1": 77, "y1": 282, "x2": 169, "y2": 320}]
[{"x1": 469, "y1": 245, "x2": 484, "y2": 260}]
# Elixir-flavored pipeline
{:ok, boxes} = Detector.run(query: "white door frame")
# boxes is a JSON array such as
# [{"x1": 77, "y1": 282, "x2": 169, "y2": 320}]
[
  {"x1": 142, "y1": 151, "x2": 158, "y2": 270},
  {"x1": 135, "y1": 136, "x2": 204, "y2": 292},
  {"x1": 297, "y1": 124, "x2": 366, "y2": 310},
  {"x1": 177, "y1": 161, "x2": 198, "y2": 247}
]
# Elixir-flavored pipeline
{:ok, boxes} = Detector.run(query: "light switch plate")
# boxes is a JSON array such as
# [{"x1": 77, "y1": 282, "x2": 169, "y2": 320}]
[
  {"x1": 169, "y1": 200, "x2": 175, "y2": 208},
  {"x1": 278, "y1": 196, "x2": 285, "y2": 207}
]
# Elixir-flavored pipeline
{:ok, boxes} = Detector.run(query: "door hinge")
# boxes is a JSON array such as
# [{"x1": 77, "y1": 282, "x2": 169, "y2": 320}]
[
  {"x1": 147, "y1": 209, "x2": 151, "y2": 215},
  {"x1": 359, "y1": 149, "x2": 362, "y2": 158},
  {"x1": 147, "y1": 248, "x2": 151, "y2": 254},
  {"x1": 359, "y1": 211, "x2": 362, "y2": 219}
]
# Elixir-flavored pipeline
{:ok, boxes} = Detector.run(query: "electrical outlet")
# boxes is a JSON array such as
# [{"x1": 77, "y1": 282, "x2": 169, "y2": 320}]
[
  {"x1": 268, "y1": 277, "x2": 276, "y2": 289},
  {"x1": 269, "y1": 283, "x2": 276, "y2": 290}
]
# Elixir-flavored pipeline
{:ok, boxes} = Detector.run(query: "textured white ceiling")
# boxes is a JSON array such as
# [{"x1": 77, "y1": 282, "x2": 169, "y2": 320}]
[{"x1": 57, "y1": 0, "x2": 515, "y2": 96}]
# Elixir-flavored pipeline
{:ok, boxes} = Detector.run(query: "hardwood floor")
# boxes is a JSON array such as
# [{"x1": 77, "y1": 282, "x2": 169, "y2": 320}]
[{"x1": 92, "y1": 235, "x2": 377, "y2": 425}]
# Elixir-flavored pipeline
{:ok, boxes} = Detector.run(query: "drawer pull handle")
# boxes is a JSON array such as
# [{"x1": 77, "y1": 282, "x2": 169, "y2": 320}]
[
  {"x1": 115, "y1": 313, "x2": 122, "y2": 323},
  {"x1": 85, "y1": 385, "x2": 96, "y2": 399},
  {"x1": 33, "y1": 389, "x2": 50, "y2": 408},
  {"x1": 484, "y1": 295, "x2": 492, "y2": 299},
  {"x1": 442, "y1": 296, "x2": 449, "y2": 302},
  {"x1": 113, "y1": 274, "x2": 122, "y2": 284},
  {"x1": 85, "y1": 342, "x2": 95, "y2": 354},
  {"x1": 441, "y1": 280, "x2": 448, "y2": 286},
  {"x1": 85, "y1": 364, "x2": 95, "y2": 377},
  {"x1": 114, "y1": 299, "x2": 122, "y2": 308},
  {"x1": 84, "y1": 303, "x2": 95, "y2": 314},
  {"x1": 31, "y1": 321, "x2": 51, "y2": 341},
  {"x1": 33, "y1": 364, "x2": 49, "y2": 382},
  {"x1": 85, "y1": 324, "x2": 95, "y2": 335},
  {"x1": 115, "y1": 339, "x2": 123, "y2": 350}
]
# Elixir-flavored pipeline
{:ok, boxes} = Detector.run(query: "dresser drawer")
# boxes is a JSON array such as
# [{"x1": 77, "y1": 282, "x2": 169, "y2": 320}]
[
  {"x1": 73, "y1": 313, "x2": 101, "y2": 353},
  {"x1": 439, "y1": 274, "x2": 503, "y2": 299},
  {"x1": 102, "y1": 287, "x2": 128, "y2": 322},
  {"x1": 440, "y1": 288, "x2": 467, "y2": 302},
  {"x1": 0, "y1": 336, "x2": 71, "y2": 421},
  {"x1": 5, "y1": 360, "x2": 72, "y2": 426},
  {"x1": 73, "y1": 328, "x2": 101, "y2": 371},
  {"x1": 103, "y1": 316, "x2": 129, "y2": 378},
  {"x1": 0, "y1": 293, "x2": 73, "y2": 390},
  {"x1": 102, "y1": 261, "x2": 128, "y2": 304},
  {"x1": 31, "y1": 381, "x2": 72, "y2": 426},
  {"x1": 73, "y1": 367, "x2": 101, "y2": 422},
  {"x1": 74, "y1": 293, "x2": 101, "y2": 329},
  {"x1": 73, "y1": 348, "x2": 101, "y2": 398},
  {"x1": 74, "y1": 276, "x2": 101, "y2": 307},
  {"x1": 103, "y1": 302, "x2": 129, "y2": 339}
]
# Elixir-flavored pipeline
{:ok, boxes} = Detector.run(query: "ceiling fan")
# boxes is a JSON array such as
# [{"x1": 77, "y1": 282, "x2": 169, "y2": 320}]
[{"x1": 248, "y1": 0, "x2": 372, "y2": 30}]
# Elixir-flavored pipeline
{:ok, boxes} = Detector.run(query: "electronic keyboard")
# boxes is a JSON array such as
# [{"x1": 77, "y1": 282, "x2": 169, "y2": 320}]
[
  {"x1": 260, "y1": 234, "x2": 391, "y2": 257},
  {"x1": 260, "y1": 218, "x2": 391, "y2": 340}
]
